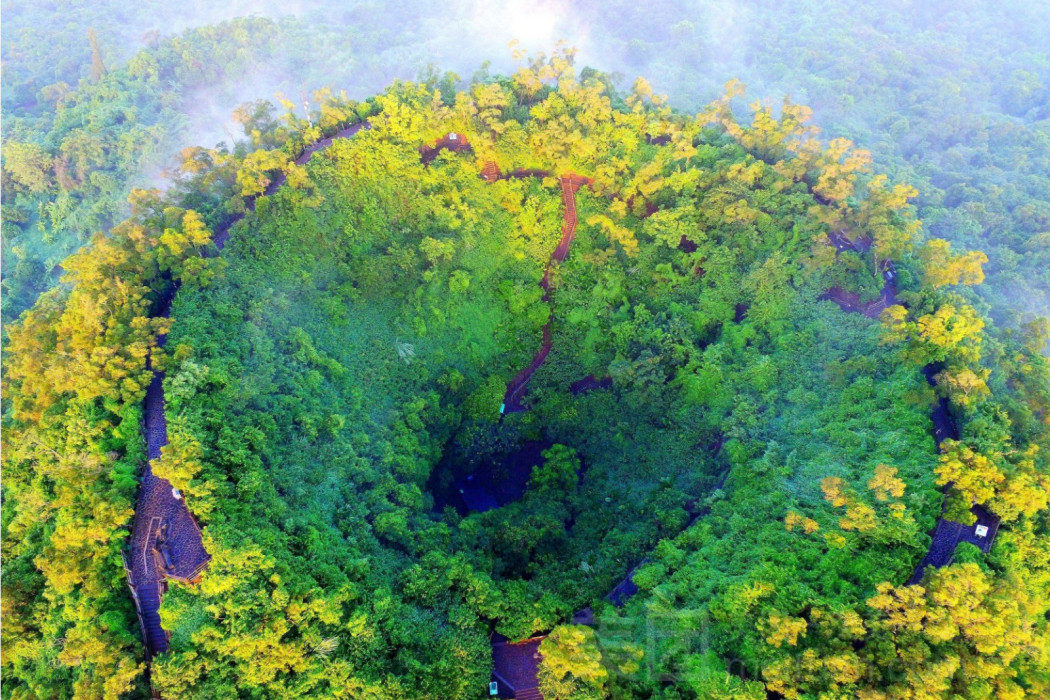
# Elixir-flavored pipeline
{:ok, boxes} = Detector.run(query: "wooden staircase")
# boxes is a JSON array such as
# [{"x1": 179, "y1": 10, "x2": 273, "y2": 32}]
[
  {"x1": 137, "y1": 582, "x2": 168, "y2": 655},
  {"x1": 481, "y1": 161, "x2": 501, "y2": 181}
]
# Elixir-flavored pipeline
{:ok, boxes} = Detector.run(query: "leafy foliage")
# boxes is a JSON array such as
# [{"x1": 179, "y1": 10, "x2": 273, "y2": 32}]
[{"x1": 2, "y1": 36, "x2": 1049, "y2": 700}]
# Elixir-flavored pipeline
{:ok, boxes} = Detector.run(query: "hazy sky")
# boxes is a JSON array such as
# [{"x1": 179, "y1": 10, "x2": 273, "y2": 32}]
[{"x1": 4, "y1": 0, "x2": 1048, "y2": 323}]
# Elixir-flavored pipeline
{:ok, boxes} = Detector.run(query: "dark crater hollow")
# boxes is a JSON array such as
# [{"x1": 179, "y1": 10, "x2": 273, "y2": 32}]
[{"x1": 429, "y1": 438, "x2": 553, "y2": 515}]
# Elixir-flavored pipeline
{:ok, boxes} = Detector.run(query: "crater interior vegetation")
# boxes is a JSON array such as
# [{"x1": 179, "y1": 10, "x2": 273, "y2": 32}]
[{"x1": 3, "y1": 49, "x2": 1049, "y2": 700}]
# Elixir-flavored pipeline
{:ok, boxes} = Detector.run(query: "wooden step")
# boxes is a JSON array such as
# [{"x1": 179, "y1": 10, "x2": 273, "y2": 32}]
[{"x1": 481, "y1": 162, "x2": 501, "y2": 181}]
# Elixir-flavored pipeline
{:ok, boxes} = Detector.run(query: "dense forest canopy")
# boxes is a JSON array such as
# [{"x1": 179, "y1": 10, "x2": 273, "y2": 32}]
[
  {"x1": 2, "y1": 1, "x2": 1048, "y2": 327},
  {"x1": 2, "y1": 3, "x2": 1049, "y2": 700}
]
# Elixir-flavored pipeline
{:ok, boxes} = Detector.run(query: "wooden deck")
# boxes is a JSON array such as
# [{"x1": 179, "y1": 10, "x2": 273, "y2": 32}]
[
  {"x1": 908, "y1": 503, "x2": 1000, "y2": 584},
  {"x1": 491, "y1": 634, "x2": 545, "y2": 699},
  {"x1": 420, "y1": 132, "x2": 472, "y2": 164}
]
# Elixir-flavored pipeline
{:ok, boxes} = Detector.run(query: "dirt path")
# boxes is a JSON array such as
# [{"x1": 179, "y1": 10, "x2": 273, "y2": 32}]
[{"x1": 126, "y1": 121, "x2": 369, "y2": 662}]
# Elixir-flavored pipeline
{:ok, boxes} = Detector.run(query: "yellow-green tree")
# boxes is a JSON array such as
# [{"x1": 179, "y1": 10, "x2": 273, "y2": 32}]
[
  {"x1": 936, "y1": 439, "x2": 1005, "y2": 518},
  {"x1": 880, "y1": 300, "x2": 985, "y2": 366},
  {"x1": 919, "y1": 238, "x2": 988, "y2": 289},
  {"x1": 538, "y1": 625, "x2": 608, "y2": 700},
  {"x1": 865, "y1": 564, "x2": 1048, "y2": 700}
]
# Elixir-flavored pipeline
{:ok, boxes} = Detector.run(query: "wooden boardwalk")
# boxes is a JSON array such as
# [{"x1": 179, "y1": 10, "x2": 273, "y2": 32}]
[
  {"x1": 125, "y1": 121, "x2": 370, "y2": 667},
  {"x1": 907, "y1": 503, "x2": 1000, "y2": 584},
  {"x1": 501, "y1": 173, "x2": 593, "y2": 414},
  {"x1": 491, "y1": 635, "x2": 545, "y2": 699},
  {"x1": 126, "y1": 308, "x2": 210, "y2": 657},
  {"x1": 477, "y1": 165, "x2": 599, "y2": 698},
  {"x1": 431, "y1": 142, "x2": 1003, "y2": 697},
  {"x1": 420, "y1": 132, "x2": 471, "y2": 165},
  {"x1": 821, "y1": 249, "x2": 1001, "y2": 585}
]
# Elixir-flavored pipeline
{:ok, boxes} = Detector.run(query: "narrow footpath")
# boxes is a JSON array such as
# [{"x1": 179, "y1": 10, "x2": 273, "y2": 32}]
[
  {"x1": 473, "y1": 157, "x2": 729, "y2": 698},
  {"x1": 501, "y1": 173, "x2": 593, "y2": 414},
  {"x1": 478, "y1": 164, "x2": 592, "y2": 698}
]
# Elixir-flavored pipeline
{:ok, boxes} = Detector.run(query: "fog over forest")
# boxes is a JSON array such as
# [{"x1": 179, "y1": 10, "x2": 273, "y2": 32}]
[{"x1": 4, "y1": 0, "x2": 1049, "y2": 327}]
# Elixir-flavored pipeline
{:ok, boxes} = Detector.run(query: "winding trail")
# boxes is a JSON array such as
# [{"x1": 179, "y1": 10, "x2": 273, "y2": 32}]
[
  {"x1": 464, "y1": 156, "x2": 1000, "y2": 695},
  {"x1": 819, "y1": 245, "x2": 1000, "y2": 585},
  {"x1": 125, "y1": 318, "x2": 209, "y2": 656},
  {"x1": 125, "y1": 122, "x2": 369, "y2": 661},
  {"x1": 599, "y1": 465, "x2": 732, "y2": 609},
  {"x1": 474, "y1": 162, "x2": 732, "y2": 697},
  {"x1": 469, "y1": 163, "x2": 592, "y2": 699},
  {"x1": 819, "y1": 232, "x2": 897, "y2": 318},
  {"x1": 499, "y1": 173, "x2": 593, "y2": 414},
  {"x1": 130, "y1": 128, "x2": 617, "y2": 697},
  {"x1": 420, "y1": 132, "x2": 472, "y2": 165},
  {"x1": 569, "y1": 374, "x2": 612, "y2": 396},
  {"x1": 904, "y1": 366, "x2": 1000, "y2": 583}
]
